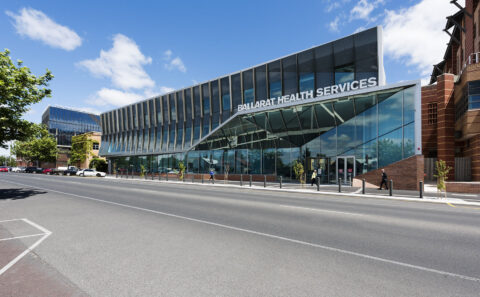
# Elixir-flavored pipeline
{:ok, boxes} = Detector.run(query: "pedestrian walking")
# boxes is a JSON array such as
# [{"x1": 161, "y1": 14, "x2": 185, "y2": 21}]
[
  {"x1": 379, "y1": 169, "x2": 388, "y2": 190},
  {"x1": 310, "y1": 169, "x2": 317, "y2": 186},
  {"x1": 209, "y1": 169, "x2": 214, "y2": 181}
]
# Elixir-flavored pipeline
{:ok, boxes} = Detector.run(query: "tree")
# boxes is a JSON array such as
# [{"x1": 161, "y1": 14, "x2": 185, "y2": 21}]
[
  {"x1": 178, "y1": 161, "x2": 186, "y2": 180},
  {"x1": 0, "y1": 49, "x2": 53, "y2": 148},
  {"x1": 434, "y1": 159, "x2": 452, "y2": 199},
  {"x1": 11, "y1": 124, "x2": 57, "y2": 165},
  {"x1": 293, "y1": 160, "x2": 306, "y2": 186},
  {"x1": 0, "y1": 155, "x2": 16, "y2": 167},
  {"x1": 70, "y1": 134, "x2": 93, "y2": 167},
  {"x1": 89, "y1": 157, "x2": 107, "y2": 172}
]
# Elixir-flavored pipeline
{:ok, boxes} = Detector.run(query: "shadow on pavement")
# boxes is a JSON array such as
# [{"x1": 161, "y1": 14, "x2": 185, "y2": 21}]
[{"x1": 0, "y1": 188, "x2": 47, "y2": 200}]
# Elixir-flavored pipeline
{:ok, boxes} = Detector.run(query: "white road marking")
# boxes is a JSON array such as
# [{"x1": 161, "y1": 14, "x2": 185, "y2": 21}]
[
  {"x1": 2, "y1": 179, "x2": 480, "y2": 282},
  {"x1": 0, "y1": 233, "x2": 46, "y2": 242},
  {"x1": 0, "y1": 218, "x2": 52, "y2": 276},
  {"x1": 353, "y1": 188, "x2": 363, "y2": 194},
  {"x1": 453, "y1": 194, "x2": 478, "y2": 197}
]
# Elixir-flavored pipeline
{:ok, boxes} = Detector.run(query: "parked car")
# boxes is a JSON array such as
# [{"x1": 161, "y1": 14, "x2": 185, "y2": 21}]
[
  {"x1": 11, "y1": 167, "x2": 22, "y2": 172},
  {"x1": 76, "y1": 169, "x2": 106, "y2": 177},
  {"x1": 63, "y1": 166, "x2": 79, "y2": 176},
  {"x1": 0, "y1": 166, "x2": 8, "y2": 172},
  {"x1": 43, "y1": 168, "x2": 54, "y2": 174},
  {"x1": 25, "y1": 167, "x2": 43, "y2": 173}
]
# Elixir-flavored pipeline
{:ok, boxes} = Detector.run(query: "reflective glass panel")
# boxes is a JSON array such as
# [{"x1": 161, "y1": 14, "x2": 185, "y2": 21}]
[
  {"x1": 378, "y1": 128, "x2": 402, "y2": 168},
  {"x1": 268, "y1": 60, "x2": 282, "y2": 98},
  {"x1": 232, "y1": 74, "x2": 241, "y2": 112},
  {"x1": 378, "y1": 91, "x2": 403, "y2": 136},
  {"x1": 403, "y1": 122, "x2": 415, "y2": 158},
  {"x1": 283, "y1": 55, "x2": 297, "y2": 96},
  {"x1": 243, "y1": 70, "x2": 254, "y2": 104},
  {"x1": 255, "y1": 65, "x2": 267, "y2": 102}
]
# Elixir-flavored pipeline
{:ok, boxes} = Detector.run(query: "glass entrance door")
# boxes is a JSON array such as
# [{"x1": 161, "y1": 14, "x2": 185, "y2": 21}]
[{"x1": 336, "y1": 156, "x2": 355, "y2": 184}]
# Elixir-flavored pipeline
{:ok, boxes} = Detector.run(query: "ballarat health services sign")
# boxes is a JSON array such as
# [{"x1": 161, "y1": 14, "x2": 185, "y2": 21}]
[{"x1": 238, "y1": 77, "x2": 377, "y2": 112}]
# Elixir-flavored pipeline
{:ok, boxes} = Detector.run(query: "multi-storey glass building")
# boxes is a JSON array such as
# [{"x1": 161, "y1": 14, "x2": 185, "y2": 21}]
[
  {"x1": 100, "y1": 27, "x2": 422, "y2": 184},
  {"x1": 42, "y1": 106, "x2": 101, "y2": 146}
]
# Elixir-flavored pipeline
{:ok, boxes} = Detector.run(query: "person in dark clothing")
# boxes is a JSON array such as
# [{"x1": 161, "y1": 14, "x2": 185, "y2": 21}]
[
  {"x1": 379, "y1": 169, "x2": 388, "y2": 190},
  {"x1": 209, "y1": 169, "x2": 214, "y2": 180}
]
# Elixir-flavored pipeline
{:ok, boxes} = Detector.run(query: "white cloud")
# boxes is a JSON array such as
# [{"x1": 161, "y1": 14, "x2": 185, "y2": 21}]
[
  {"x1": 350, "y1": 0, "x2": 384, "y2": 21},
  {"x1": 159, "y1": 86, "x2": 175, "y2": 94},
  {"x1": 163, "y1": 50, "x2": 187, "y2": 73},
  {"x1": 329, "y1": 16, "x2": 341, "y2": 32},
  {"x1": 78, "y1": 34, "x2": 154, "y2": 90},
  {"x1": 74, "y1": 106, "x2": 101, "y2": 115},
  {"x1": 6, "y1": 7, "x2": 82, "y2": 51},
  {"x1": 163, "y1": 50, "x2": 172, "y2": 60},
  {"x1": 87, "y1": 88, "x2": 143, "y2": 107},
  {"x1": 382, "y1": 0, "x2": 464, "y2": 76},
  {"x1": 324, "y1": 0, "x2": 351, "y2": 12}
]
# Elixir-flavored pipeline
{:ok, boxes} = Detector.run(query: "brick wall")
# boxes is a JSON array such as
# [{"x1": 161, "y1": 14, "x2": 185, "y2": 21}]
[
  {"x1": 463, "y1": 134, "x2": 480, "y2": 180},
  {"x1": 353, "y1": 155, "x2": 424, "y2": 191},
  {"x1": 446, "y1": 182, "x2": 480, "y2": 193},
  {"x1": 436, "y1": 74, "x2": 456, "y2": 180},
  {"x1": 421, "y1": 85, "x2": 438, "y2": 156}
]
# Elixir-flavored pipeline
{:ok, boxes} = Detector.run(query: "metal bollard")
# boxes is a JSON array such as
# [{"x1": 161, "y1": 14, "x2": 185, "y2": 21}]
[
  {"x1": 362, "y1": 179, "x2": 366, "y2": 194},
  {"x1": 192, "y1": 175, "x2": 194, "y2": 183},
  {"x1": 240, "y1": 174, "x2": 243, "y2": 186},
  {"x1": 116, "y1": 171, "x2": 118, "y2": 178},
  {"x1": 126, "y1": 170, "x2": 128, "y2": 179},
  {"x1": 212, "y1": 175, "x2": 215, "y2": 184},
  {"x1": 249, "y1": 175, "x2": 252, "y2": 187},
  {"x1": 166, "y1": 173, "x2": 168, "y2": 181},
  {"x1": 131, "y1": 170, "x2": 133, "y2": 179},
  {"x1": 389, "y1": 180, "x2": 393, "y2": 196},
  {"x1": 316, "y1": 177, "x2": 320, "y2": 191},
  {"x1": 151, "y1": 172, "x2": 154, "y2": 180},
  {"x1": 264, "y1": 175, "x2": 266, "y2": 188},
  {"x1": 183, "y1": 174, "x2": 186, "y2": 182},
  {"x1": 158, "y1": 172, "x2": 161, "y2": 181},
  {"x1": 338, "y1": 178, "x2": 342, "y2": 192},
  {"x1": 419, "y1": 181, "x2": 423, "y2": 198},
  {"x1": 202, "y1": 174, "x2": 204, "y2": 184},
  {"x1": 280, "y1": 176, "x2": 283, "y2": 189}
]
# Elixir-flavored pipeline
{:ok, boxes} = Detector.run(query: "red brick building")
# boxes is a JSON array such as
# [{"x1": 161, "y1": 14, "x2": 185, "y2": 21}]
[{"x1": 423, "y1": 0, "x2": 480, "y2": 192}]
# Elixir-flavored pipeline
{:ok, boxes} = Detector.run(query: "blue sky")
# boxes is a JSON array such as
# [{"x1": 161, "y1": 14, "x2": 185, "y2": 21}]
[{"x1": 1, "y1": 0, "x2": 462, "y2": 127}]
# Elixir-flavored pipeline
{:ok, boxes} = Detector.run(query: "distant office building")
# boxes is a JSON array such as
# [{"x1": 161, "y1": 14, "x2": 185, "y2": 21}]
[
  {"x1": 100, "y1": 26, "x2": 424, "y2": 189},
  {"x1": 42, "y1": 106, "x2": 101, "y2": 146},
  {"x1": 41, "y1": 106, "x2": 101, "y2": 168}
]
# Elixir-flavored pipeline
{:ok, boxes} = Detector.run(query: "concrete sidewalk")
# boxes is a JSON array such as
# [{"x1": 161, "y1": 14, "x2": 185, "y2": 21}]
[{"x1": 105, "y1": 175, "x2": 480, "y2": 207}]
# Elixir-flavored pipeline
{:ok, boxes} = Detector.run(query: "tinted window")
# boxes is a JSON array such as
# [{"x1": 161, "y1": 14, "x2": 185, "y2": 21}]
[
  {"x1": 231, "y1": 73, "x2": 241, "y2": 112},
  {"x1": 243, "y1": 70, "x2": 254, "y2": 104},
  {"x1": 282, "y1": 55, "x2": 297, "y2": 96},
  {"x1": 298, "y1": 50, "x2": 315, "y2": 92},
  {"x1": 268, "y1": 60, "x2": 282, "y2": 98},
  {"x1": 255, "y1": 65, "x2": 267, "y2": 101}
]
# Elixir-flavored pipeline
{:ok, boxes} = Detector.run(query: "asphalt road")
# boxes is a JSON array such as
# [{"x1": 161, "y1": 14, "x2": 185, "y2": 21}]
[{"x1": 1, "y1": 172, "x2": 479, "y2": 297}]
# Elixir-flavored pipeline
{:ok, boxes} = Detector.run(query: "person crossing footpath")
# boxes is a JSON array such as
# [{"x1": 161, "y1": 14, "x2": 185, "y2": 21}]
[
  {"x1": 378, "y1": 169, "x2": 388, "y2": 190},
  {"x1": 209, "y1": 169, "x2": 214, "y2": 181},
  {"x1": 310, "y1": 169, "x2": 317, "y2": 186}
]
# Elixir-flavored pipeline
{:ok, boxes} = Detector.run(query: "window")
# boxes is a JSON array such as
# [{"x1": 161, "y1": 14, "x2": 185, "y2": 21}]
[
  {"x1": 427, "y1": 103, "x2": 437, "y2": 125},
  {"x1": 243, "y1": 70, "x2": 254, "y2": 104},
  {"x1": 268, "y1": 60, "x2": 282, "y2": 98},
  {"x1": 231, "y1": 73, "x2": 241, "y2": 112},
  {"x1": 93, "y1": 142, "x2": 99, "y2": 150},
  {"x1": 255, "y1": 65, "x2": 267, "y2": 101},
  {"x1": 282, "y1": 55, "x2": 297, "y2": 95},
  {"x1": 335, "y1": 64, "x2": 355, "y2": 84},
  {"x1": 202, "y1": 84, "x2": 210, "y2": 116},
  {"x1": 298, "y1": 50, "x2": 315, "y2": 92}
]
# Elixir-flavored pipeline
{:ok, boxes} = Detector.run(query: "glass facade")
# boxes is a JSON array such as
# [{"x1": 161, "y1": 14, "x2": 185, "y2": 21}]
[
  {"x1": 42, "y1": 106, "x2": 101, "y2": 146},
  {"x1": 100, "y1": 27, "x2": 420, "y2": 182}
]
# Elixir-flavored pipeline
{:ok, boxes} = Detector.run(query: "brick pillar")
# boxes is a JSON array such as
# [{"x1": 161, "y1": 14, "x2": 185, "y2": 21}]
[
  {"x1": 436, "y1": 74, "x2": 455, "y2": 180},
  {"x1": 471, "y1": 135, "x2": 480, "y2": 181}
]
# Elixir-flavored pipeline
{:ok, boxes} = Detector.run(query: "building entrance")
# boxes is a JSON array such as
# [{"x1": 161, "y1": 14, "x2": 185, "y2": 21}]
[{"x1": 336, "y1": 156, "x2": 355, "y2": 184}]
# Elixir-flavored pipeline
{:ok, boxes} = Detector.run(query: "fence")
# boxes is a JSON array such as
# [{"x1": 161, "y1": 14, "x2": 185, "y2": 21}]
[{"x1": 455, "y1": 157, "x2": 472, "y2": 181}]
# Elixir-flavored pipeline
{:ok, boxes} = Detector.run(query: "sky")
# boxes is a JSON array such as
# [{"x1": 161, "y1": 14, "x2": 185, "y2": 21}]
[{"x1": 0, "y1": 0, "x2": 464, "y2": 155}]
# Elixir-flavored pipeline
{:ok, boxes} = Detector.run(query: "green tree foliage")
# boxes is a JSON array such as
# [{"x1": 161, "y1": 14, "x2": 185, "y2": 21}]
[
  {"x1": 11, "y1": 124, "x2": 57, "y2": 165},
  {"x1": 0, "y1": 155, "x2": 16, "y2": 167},
  {"x1": 89, "y1": 157, "x2": 107, "y2": 172},
  {"x1": 140, "y1": 164, "x2": 146, "y2": 177},
  {"x1": 178, "y1": 161, "x2": 186, "y2": 180},
  {"x1": 0, "y1": 49, "x2": 53, "y2": 148},
  {"x1": 434, "y1": 159, "x2": 452, "y2": 198},
  {"x1": 293, "y1": 160, "x2": 306, "y2": 185},
  {"x1": 70, "y1": 134, "x2": 93, "y2": 167}
]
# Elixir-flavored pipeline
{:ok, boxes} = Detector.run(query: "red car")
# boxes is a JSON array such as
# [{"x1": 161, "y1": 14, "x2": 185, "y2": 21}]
[
  {"x1": 0, "y1": 166, "x2": 8, "y2": 172},
  {"x1": 42, "y1": 168, "x2": 53, "y2": 174}
]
